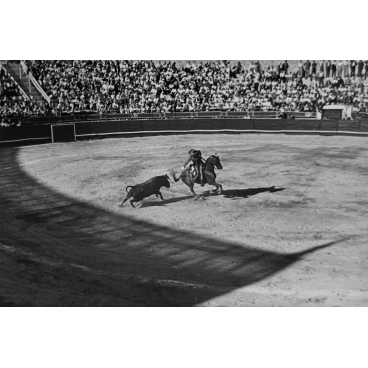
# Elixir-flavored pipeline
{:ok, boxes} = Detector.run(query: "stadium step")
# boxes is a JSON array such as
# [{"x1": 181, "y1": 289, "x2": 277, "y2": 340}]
[{"x1": 3, "y1": 63, "x2": 47, "y2": 106}]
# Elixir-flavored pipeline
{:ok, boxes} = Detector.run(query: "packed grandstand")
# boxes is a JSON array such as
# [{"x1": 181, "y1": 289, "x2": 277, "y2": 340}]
[{"x1": 1, "y1": 60, "x2": 368, "y2": 126}]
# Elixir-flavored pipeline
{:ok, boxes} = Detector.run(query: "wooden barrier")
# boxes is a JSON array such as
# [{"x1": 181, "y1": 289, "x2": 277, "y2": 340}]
[
  {"x1": 320, "y1": 121, "x2": 338, "y2": 132},
  {"x1": 143, "y1": 120, "x2": 171, "y2": 131},
  {"x1": 358, "y1": 120, "x2": 368, "y2": 132},
  {"x1": 0, "y1": 124, "x2": 51, "y2": 145},
  {"x1": 255, "y1": 120, "x2": 286, "y2": 130},
  {"x1": 225, "y1": 120, "x2": 250, "y2": 130},
  {"x1": 2, "y1": 118, "x2": 368, "y2": 146},
  {"x1": 284, "y1": 120, "x2": 319, "y2": 131},
  {"x1": 338, "y1": 121, "x2": 360, "y2": 132}
]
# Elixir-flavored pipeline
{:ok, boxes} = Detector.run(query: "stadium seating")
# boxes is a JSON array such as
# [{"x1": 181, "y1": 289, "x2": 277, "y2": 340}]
[{"x1": 1, "y1": 61, "x2": 367, "y2": 125}]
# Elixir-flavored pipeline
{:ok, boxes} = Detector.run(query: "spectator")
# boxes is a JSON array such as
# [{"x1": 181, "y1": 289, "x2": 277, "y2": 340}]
[
  {"x1": 364, "y1": 61, "x2": 368, "y2": 79},
  {"x1": 318, "y1": 70, "x2": 324, "y2": 87},
  {"x1": 15, "y1": 60, "x2": 366, "y2": 118},
  {"x1": 298, "y1": 60, "x2": 304, "y2": 78},
  {"x1": 350, "y1": 60, "x2": 357, "y2": 78},
  {"x1": 311, "y1": 61, "x2": 317, "y2": 81},
  {"x1": 331, "y1": 61, "x2": 337, "y2": 78},
  {"x1": 337, "y1": 60, "x2": 343, "y2": 78},
  {"x1": 326, "y1": 60, "x2": 331, "y2": 78},
  {"x1": 0, "y1": 71, "x2": 44, "y2": 121},
  {"x1": 343, "y1": 60, "x2": 350, "y2": 78},
  {"x1": 304, "y1": 60, "x2": 310, "y2": 78},
  {"x1": 357, "y1": 60, "x2": 363, "y2": 78}
]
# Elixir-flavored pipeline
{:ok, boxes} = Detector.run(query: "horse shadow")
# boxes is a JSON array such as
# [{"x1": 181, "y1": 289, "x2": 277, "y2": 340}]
[
  {"x1": 145, "y1": 186, "x2": 285, "y2": 207},
  {"x1": 221, "y1": 186, "x2": 285, "y2": 199}
]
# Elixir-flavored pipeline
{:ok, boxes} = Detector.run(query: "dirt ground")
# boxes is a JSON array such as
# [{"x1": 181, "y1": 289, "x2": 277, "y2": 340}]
[{"x1": 0, "y1": 133, "x2": 367, "y2": 306}]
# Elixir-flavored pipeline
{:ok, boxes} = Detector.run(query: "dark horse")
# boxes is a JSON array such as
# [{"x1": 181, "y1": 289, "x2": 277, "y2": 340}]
[{"x1": 171, "y1": 155, "x2": 223, "y2": 200}]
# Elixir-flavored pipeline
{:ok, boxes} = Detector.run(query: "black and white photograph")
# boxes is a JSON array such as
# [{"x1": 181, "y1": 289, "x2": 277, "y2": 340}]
[
  {"x1": 1, "y1": 58, "x2": 368, "y2": 308},
  {"x1": 1, "y1": 1, "x2": 366, "y2": 367}
]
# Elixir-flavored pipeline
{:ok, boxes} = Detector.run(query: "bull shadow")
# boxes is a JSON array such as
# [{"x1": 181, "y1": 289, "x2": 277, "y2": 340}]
[
  {"x1": 143, "y1": 194, "x2": 195, "y2": 207},
  {"x1": 0, "y1": 147, "x2": 339, "y2": 307}
]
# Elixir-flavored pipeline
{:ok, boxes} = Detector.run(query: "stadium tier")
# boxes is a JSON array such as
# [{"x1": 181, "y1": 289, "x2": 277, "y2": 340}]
[
  {"x1": 1, "y1": 61, "x2": 368, "y2": 126},
  {"x1": 0, "y1": 64, "x2": 47, "y2": 126}
]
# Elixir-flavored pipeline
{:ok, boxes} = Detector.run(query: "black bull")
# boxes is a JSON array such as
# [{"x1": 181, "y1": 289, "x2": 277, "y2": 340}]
[{"x1": 119, "y1": 174, "x2": 171, "y2": 208}]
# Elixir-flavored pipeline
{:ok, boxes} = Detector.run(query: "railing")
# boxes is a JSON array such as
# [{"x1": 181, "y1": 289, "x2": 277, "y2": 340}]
[
  {"x1": 20, "y1": 61, "x2": 51, "y2": 105},
  {"x1": 0, "y1": 63, "x2": 30, "y2": 101},
  {"x1": 0, "y1": 110, "x2": 318, "y2": 126}
]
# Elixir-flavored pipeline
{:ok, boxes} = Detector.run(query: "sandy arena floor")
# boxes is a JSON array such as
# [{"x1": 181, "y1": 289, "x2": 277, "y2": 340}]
[{"x1": 0, "y1": 133, "x2": 367, "y2": 306}]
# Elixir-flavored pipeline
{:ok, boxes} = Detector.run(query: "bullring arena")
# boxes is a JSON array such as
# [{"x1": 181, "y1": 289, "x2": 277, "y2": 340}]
[{"x1": 1, "y1": 130, "x2": 367, "y2": 306}]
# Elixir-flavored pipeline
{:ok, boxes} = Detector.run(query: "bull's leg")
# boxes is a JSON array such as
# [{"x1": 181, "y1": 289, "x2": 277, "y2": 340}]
[
  {"x1": 157, "y1": 191, "x2": 164, "y2": 200},
  {"x1": 130, "y1": 198, "x2": 140, "y2": 208},
  {"x1": 119, "y1": 193, "x2": 132, "y2": 207}
]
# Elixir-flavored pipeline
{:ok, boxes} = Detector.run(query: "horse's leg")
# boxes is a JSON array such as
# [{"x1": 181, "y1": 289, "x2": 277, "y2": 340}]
[
  {"x1": 157, "y1": 191, "x2": 164, "y2": 200},
  {"x1": 207, "y1": 179, "x2": 223, "y2": 194},
  {"x1": 212, "y1": 181, "x2": 223, "y2": 194},
  {"x1": 189, "y1": 184, "x2": 200, "y2": 200},
  {"x1": 181, "y1": 176, "x2": 200, "y2": 200},
  {"x1": 204, "y1": 173, "x2": 219, "y2": 194}
]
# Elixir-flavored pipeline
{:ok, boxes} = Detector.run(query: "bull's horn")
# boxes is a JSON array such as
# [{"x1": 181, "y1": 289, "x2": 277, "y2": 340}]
[{"x1": 166, "y1": 173, "x2": 174, "y2": 184}]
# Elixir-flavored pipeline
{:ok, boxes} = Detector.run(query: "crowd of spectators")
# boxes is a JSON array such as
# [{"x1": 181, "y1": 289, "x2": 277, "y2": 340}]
[
  {"x1": 2, "y1": 61, "x2": 368, "y2": 123},
  {"x1": 0, "y1": 67, "x2": 46, "y2": 127},
  {"x1": 25, "y1": 60, "x2": 368, "y2": 116}
]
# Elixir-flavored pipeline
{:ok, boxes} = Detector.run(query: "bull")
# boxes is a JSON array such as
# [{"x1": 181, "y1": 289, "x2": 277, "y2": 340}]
[{"x1": 119, "y1": 174, "x2": 172, "y2": 208}]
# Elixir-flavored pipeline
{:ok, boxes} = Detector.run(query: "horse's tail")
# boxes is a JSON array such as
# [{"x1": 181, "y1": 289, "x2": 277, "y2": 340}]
[
  {"x1": 126, "y1": 185, "x2": 133, "y2": 193},
  {"x1": 170, "y1": 169, "x2": 182, "y2": 183}
]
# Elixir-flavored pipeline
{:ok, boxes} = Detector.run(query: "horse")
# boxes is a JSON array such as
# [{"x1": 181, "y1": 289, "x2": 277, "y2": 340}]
[{"x1": 171, "y1": 155, "x2": 223, "y2": 200}]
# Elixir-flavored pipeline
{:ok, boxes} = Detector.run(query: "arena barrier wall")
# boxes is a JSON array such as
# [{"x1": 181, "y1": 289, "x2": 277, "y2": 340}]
[
  {"x1": 0, "y1": 124, "x2": 52, "y2": 146},
  {"x1": 1, "y1": 118, "x2": 368, "y2": 146}
]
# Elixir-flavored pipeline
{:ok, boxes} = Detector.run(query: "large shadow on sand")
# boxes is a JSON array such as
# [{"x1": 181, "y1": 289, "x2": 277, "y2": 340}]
[
  {"x1": 146, "y1": 186, "x2": 285, "y2": 206},
  {"x1": 222, "y1": 186, "x2": 285, "y2": 199},
  {"x1": 0, "y1": 147, "x2": 341, "y2": 306}
]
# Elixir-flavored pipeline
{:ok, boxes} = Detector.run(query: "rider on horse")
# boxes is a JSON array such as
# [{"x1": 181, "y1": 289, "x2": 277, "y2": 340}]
[{"x1": 182, "y1": 149, "x2": 205, "y2": 186}]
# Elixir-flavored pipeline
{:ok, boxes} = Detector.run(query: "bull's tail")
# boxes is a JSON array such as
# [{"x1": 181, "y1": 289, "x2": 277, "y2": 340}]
[
  {"x1": 170, "y1": 169, "x2": 182, "y2": 183},
  {"x1": 126, "y1": 185, "x2": 133, "y2": 193}
]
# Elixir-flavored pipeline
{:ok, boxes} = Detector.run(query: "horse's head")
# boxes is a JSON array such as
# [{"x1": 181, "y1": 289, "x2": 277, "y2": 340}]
[{"x1": 209, "y1": 154, "x2": 223, "y2": 170}]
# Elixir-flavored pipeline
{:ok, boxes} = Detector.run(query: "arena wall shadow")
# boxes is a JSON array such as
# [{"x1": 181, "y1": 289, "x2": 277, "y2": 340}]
[{"x1": 0, "y1": 146, "x2": 345, "y2": 306}]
